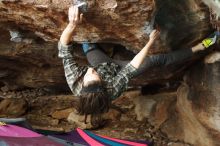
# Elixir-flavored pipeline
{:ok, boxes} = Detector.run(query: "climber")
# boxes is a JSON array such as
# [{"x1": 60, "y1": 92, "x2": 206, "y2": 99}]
[{"x1": 58, "y1": 5, "x2": 220, "y2": 125}]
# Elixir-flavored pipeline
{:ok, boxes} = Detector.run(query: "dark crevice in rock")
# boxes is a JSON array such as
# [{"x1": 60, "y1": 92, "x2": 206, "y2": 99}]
[
  {"x1": 141, "y1": 81, "x2": 181, "y2": 95},
  {"x1": 155, "y1": 0, "x2": 211, "y2": 50},
  {"x1": 0, "y1": 82, "x2": 5, "y2": 88}
]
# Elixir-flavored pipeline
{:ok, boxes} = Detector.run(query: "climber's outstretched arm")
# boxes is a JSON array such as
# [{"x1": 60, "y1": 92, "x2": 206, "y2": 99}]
[
  {"x1": 60, "y1": 6, "x2": 83, "y2": 45},
  {"x1": 130, "y1": 30, "x2": 160, "y2": 69},
  {"x1": 58, "y1": 6, "x2": 85, "y2": 96}
]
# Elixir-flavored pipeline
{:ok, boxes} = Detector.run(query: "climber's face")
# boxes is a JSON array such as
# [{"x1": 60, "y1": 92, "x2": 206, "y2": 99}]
[{"x1": 83, "y1": 67, "x2": 101, "y2": 86}]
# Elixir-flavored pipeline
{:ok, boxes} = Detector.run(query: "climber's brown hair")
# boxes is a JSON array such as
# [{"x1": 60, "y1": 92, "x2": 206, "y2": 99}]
[{"x1": 75, "y1": 80, "x2": 111, "y2": 127}]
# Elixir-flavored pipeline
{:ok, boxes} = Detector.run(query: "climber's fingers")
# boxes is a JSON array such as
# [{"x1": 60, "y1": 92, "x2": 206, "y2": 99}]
[
  {"x1": 74, "y1": 6, "x2": 79, "y2": 22},
  {"x1": 68, "y1": 6, "x2": 75, "y2": 23},
  {"x1": 149, "y1": 29, "x2": 160, "y2": 40},
  {"x1": 79, "y1": 13, "x2": 83, "y2": 23}
]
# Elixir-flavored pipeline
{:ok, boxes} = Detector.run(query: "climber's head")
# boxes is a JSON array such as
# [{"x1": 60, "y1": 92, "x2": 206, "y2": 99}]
[
  {"x1": 83, "y1": 67, "x2": 101, "y2": 85},
  {"x1": 76, "y1": 67, "x2": 110, "y2": 116}
]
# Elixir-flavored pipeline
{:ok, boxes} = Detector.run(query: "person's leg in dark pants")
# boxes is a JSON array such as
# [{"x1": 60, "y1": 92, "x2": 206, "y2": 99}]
[
  {"x1": 82, "y1": 43, "x2": 130, "y2": 68},
  {"x1": 99, "y1": 48, "x2": 194, "y2": 77},
  {"x1": 82, "y1": 43, "x2": 114, "y2": 66},
  {"x1": 133, "y1": 48, "x2": 194, "y2": 77},
  {"x1": 132, "y1": 31, "x2": 220, "y2": 77},
  {"x1": 83, "y1": 43, "x2": 193, "y2": 76}
]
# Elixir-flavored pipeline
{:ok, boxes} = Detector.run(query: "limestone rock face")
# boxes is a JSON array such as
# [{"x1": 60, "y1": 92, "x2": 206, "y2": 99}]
[
  {"x1": 1, "y1": 1, "x2": 220, "y2": 145},
  {"x1": 0, "y1": 0, "x2": 215, "y2": 88},
  {"x1": 202, "y1": 0, "x2": 220, "y2": 18},
  {"x1": 184, "y1": 53, "x2": 220, "y2": 145},
  {"x1": 130, "y1": 52, "x2": 220, "y2": 146},
  {"x1": 149, "y1": 54, "x2": 220, "y2": 146},
  {"x1": 0, "y1": 98, "x2": 28, "y2": 117},
  {"x1": 0, "y1": 0, "x2": 213, "y2": 50},
  {"x1": 0, "y1": 0, "x2": 156, "y2": 51}
]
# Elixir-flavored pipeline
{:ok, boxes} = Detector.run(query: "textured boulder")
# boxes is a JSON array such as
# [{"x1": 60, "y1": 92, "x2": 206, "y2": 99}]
[
  {"x1": 201, "y1": 0, "x2": 220, "y2": 18},
  {"x1": 0, "y1": 98, "x2": 28, "y2": 117},
  {"x1": 166, "y1": 53, "x2": 220, "y2": 146},
  {"x1": 0, "y1": 0, "x2": 213, "y2": 50},
  {"x1": 182, "y1": 52, "x2": 220, "y2": 145},
  {"x1": 140, "y1": 53, "x2": 220, "y2": 146},
  {"x1": 0, "y1": 0, "x2": 216, "y2": 88},
  {"x1": 1, "y1": 1, "x2": 220, "y2": 145}
]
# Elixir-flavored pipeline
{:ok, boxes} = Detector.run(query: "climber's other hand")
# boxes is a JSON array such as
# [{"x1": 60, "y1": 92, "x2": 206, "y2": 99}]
[{"x1": 149, "y1": 29, "x2": 160, "y2": 42}]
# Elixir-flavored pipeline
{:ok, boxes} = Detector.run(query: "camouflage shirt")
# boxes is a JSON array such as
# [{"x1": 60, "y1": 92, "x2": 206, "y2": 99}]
[{"x1": 58, "y1": 42, "x2": 137, "y2": 100}]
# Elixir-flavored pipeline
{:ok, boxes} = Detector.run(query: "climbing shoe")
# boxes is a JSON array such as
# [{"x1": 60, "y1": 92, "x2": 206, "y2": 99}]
[{"x1": 202, "y1": 31, "x2": 220, "y2": 48}]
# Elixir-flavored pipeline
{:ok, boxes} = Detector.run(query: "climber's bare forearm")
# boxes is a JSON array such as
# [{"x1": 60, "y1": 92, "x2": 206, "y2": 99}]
[
  {"x1": 60, "y1": 6, "x2": 83, "y2": 45},
  {"x1": 60, "y1": 23, "x2": 76, "y2": 45},
  {"x1": 130, "y1": 30, "x2": 160, "y2": 69},
  {"x1": 130, "y1": 40, "x2": 154, "y2": 69}
]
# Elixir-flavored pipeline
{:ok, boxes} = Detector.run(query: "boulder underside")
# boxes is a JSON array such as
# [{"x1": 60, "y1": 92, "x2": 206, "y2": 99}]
[{"x1": 0, "y1": 0, "x2": 213, "y2": 88}]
